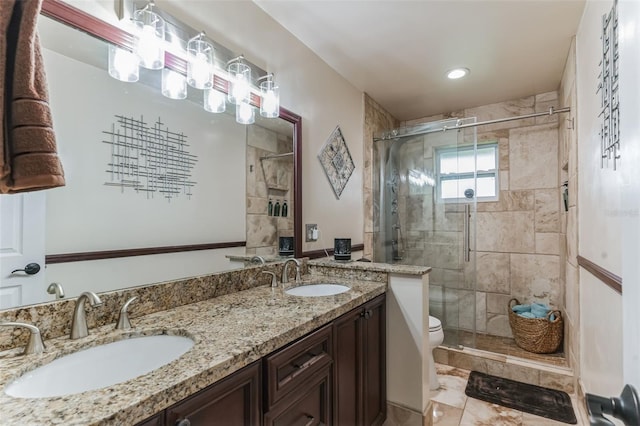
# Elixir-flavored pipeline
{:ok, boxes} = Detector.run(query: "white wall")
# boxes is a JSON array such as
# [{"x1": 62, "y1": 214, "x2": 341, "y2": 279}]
[
  {"x1": 575, "y1": 0, "x2": 624, "y2": 396},
  {"x1": 618, "y1": 0, "x2": 640, "y2": 390},
  {"x1": 386, "y1": 273, "x2": 430, "y2": 415},
  {"x1": 60, "y1": 0, "x2": 365, "y2": 254}
]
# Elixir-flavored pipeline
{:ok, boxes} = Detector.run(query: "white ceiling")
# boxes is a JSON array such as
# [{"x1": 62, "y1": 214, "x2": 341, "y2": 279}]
[{"x1": 254, "y1": 0, "x2": 586, "y2": 121}]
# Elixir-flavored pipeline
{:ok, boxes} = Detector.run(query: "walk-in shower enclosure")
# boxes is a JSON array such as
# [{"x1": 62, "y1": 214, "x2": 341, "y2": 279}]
[{"x1": 373, "y1": 118, "x2": 481, "y2": 348}]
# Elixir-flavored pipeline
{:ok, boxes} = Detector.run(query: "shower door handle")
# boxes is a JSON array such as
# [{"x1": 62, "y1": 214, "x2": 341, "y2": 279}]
[{"x1": 463, "y1": 204, "x2": 471, "y2": 262}]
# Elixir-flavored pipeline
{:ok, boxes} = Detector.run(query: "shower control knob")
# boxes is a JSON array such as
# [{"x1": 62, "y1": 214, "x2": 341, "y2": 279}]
[{"x1": 464, "y1": 188, "x2": 474, "y2": 199}]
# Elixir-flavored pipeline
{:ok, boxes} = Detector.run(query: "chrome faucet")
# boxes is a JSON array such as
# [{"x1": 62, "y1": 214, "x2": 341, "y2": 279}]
[
  {"x1": 0, "y1": 322, "x2": 45, "y2": 355},
  {"x1": 47, "y1": 282, "x2": 65, "y2": 299},
  {"x1": 262, "y1": 271, "x2": 278, "y2": 287},
  {"x1": 116, "y1": 296, "x2": 137, "y2": 330},
  {"x1": 282, "y1": 258, "x2": 301, "y2": 284},
  {"x1": 71, "y1": 291, "x2": 103, "y2": 339},
  {"x1": 250, "y1": 255, "x2": 266, "y2": 265}
]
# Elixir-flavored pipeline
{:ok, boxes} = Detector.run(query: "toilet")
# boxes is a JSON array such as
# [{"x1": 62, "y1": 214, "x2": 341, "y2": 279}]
[
  {"x1": 429, "y1": 315, "x2": 445, "y2": 391},
  {"x1": 428, "y1": 288, "x2": 458, "y2": 322}
]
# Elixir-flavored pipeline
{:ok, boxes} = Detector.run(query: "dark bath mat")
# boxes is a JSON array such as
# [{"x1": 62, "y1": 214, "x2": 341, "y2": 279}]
[{"x1": 465, "y1": 371, "x2": 577, "y2": 424}]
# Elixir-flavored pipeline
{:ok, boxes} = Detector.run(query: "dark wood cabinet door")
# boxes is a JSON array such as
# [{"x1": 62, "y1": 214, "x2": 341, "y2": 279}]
[
  {"x1": 362, "y1": 296, "x2": 386, "y2": 426},
  {"x1": 333, "y1": 294, "x2": 386, "y2": 426},
  {"x1": 333, "y1": 307, "x2": 362, "y2": 426},
  {"x1": 165, "y1": 361, "x2": 261, "y2": 426},
  {"x1": 264, "y1": 366, "x2": 332, "y2": 426}
]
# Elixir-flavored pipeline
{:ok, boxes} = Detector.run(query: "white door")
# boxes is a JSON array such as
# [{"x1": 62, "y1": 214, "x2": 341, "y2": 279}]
[
  {"x1": 619, "y1": 0, "x2": 640, "y2": 392},
  {"x1": 0, "y1": 192, "x2": 47, "y2": 309}
]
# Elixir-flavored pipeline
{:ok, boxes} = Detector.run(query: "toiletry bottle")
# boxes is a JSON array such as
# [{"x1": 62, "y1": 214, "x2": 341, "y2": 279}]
[
  {"x1": 274, "y1": 200, "x2": 281, "y2": 217},
  {"x1": 268, "y1": 198, "x2": 273, "y2": 216},
  {"x1": 282, "y1": 200, "x2": 288, "y2": 217}
]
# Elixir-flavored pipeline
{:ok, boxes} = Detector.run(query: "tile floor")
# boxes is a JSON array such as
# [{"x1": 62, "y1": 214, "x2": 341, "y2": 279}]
[{"x1": 432, "y1": 363, "x2": 587, "y2": 425}]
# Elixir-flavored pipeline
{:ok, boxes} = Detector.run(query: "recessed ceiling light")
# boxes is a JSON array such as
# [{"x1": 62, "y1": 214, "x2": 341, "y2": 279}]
[{"x1": 446, "y1": 68, "x2": 470, "y2": 80}]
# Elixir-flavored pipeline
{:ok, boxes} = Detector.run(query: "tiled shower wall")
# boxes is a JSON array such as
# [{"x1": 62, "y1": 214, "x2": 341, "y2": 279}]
[
  {"x1": 246, "y1": 126, "x2": 294, "y2": 255},
  {"x1": 364, "y1": 92, "x2": 563, "y2": 339},
  {"x1": 363, "y1": 93, "x2": 400, "y2": 260},
  {"x1": 559, "y1": 39, "x2": 580, "y2": 372}
]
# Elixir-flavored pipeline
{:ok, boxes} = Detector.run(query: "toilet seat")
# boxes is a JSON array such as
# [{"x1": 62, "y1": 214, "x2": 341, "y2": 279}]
[{"x1": 429, "y1": 315, "x2": 442, "y2": 332}]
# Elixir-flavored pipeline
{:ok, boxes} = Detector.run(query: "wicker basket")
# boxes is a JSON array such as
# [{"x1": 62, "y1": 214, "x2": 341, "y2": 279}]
[{"x1": 508, "y1": 298, "x2": 563, "y2": 354}]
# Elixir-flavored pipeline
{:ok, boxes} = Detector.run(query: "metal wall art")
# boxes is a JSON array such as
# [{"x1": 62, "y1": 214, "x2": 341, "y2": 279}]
[
  {"x1": 103, "y1": 115, "x2": 197, "y2": 200},
  {"x1": 598, "y1": 0, "x2": 620, "y2": 170},
  {"x1": 318, "y1": 126, "x2": 355, "y2": 199}
]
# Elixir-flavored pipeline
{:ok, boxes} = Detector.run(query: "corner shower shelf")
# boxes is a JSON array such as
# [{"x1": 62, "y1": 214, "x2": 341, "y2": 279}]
[{"x1": 267, "y1": 186, "x2": 289, "y2": 192}]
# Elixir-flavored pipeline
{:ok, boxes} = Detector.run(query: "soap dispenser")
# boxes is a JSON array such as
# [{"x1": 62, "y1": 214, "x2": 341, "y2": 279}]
[
  {"x1": 282, "y1": 200, "x2": 288, "y2": 217},
  {"x1": 268, "y1": 198, "x2": 273, "y2": 216},
  {"x1": 274, "y1": 200, "x2": 281, "y2": 217}
]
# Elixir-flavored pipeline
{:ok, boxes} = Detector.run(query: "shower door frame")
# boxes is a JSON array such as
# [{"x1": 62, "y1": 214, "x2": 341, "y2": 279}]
[{"x1": 373, "y1": 117, "x2": 478, "y2": 349}]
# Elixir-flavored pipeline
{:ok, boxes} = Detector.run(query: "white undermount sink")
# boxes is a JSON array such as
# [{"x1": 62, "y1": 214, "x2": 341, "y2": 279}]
[
  {"x1": 5, "y1": 335, "x2": 194, "y2": 398},
  {"x1": 285, "y1": 283, "x2": 350, "y2": 297}
]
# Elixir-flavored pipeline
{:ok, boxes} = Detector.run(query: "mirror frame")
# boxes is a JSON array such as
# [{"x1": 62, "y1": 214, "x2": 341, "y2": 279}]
[{"x1": 41, "y1": 0, "x2": 303, "y2": 262}]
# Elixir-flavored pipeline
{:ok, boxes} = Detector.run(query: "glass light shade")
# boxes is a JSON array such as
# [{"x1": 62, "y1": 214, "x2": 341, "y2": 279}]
[
  {"x1": 236, "y1": 101, "x2": 255, "y2": 125},
  {"x1": 187, "y1": 36, "x2": 214, "y2": 89},
  {"x1": 133, "y1": 7, "x2": 165, "y2": 70},
  {"x1": 227, "y1": 61, "x2": 251, "y2": 105},
  {"x1": 204, "y1": 88, "x2": 226, "y2": 113},
  {"x1": 108, "y1": 45, "x2": 139, "y2": 82},
  {"x1": 260, "y1": 79, "x2": 279, "y2": 118},
  {"x1": 161, "y1": 69, "x2": 187, "y2": 100}
]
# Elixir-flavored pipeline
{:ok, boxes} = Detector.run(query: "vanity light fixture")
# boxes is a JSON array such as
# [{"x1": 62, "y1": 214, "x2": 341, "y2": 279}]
[
  {"x1": 108, "y1": 45, "x2": 139, "y2": 82},
  {"x1": 259, "y1": 73, "x2": 279, "y2": 118},
  {"x1": 236, "y1": 100, "x2": 255, "y2": 125},
  {"x1": 446, "y1": 67, "x2": 470, "y2": 80},
  {"x1": 161, "y1": 68, "x2": 187, "y2": 99},
  {"x1": 227, "y1": 56, "x2": 252, "y2": 105},
  {"x1": 133, "y1": 0, "x2": 165, "y2": 70},
  {"x1": 204, "y1": 88, "x2": 226, "y2": 113},
  {"x1": 186, "y1": 32, "x2": 214, "y2": 89},
  {"x1": 107, "y1": 2, "x2": 282, "y2": 124}
]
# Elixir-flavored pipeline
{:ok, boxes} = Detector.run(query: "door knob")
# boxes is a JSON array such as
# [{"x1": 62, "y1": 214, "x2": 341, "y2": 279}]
[
  {"x1": 586, "y1": 384, "x2": 640, "y2": 426},
  {"x1": 11, "y1": 263, "x2": 41, "y2": 275}
]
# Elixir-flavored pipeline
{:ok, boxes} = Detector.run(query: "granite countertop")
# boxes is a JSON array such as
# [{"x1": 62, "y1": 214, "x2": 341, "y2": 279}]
[
  {"x1": 225, "y1": 254, "x2": 293, "y2": 262},
  {"x1": 0, "y1": 275, "x2": 385, "y2": 425},
  {"x1": 309, "y1": 258, "x2": 431, "y2": 275}
]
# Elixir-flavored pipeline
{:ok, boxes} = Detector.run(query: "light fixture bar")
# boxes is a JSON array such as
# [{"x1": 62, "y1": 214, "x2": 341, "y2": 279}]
[{"x1": 121, "y1": 0, "x2": 270, "y2": 87}]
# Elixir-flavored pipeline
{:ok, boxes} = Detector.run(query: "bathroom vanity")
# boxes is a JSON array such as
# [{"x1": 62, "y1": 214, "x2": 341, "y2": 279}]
[
  {"x1": 0, "y1": 267, "x2": 385, "y2": 424},
  {"x1": 0, "y1": 260, "x2": 429, "y2": 425}
]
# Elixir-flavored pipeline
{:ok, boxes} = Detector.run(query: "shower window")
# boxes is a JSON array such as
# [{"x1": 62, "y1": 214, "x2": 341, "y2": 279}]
[{"x1": 436, "y1": 142, "x2": 498, "y2": 202}]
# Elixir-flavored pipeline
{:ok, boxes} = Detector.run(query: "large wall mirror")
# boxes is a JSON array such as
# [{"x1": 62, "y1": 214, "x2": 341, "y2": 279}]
[{"x1": 0, "y1": 0, "x2": 302, "y2": 308}]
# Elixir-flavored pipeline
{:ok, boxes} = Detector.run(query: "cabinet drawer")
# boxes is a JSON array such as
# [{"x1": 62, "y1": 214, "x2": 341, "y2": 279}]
[
  {"x1": 265, "y1": 324, "x2": 333, "y2": 409},
  {"x1": 264, "y1": 365, "x2": 332, "y2": 426}
]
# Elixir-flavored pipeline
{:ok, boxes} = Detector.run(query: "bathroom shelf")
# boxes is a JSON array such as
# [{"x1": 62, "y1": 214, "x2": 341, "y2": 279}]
[{"x1": 267, "y1": 186, "x2": 289, "y2": 192}]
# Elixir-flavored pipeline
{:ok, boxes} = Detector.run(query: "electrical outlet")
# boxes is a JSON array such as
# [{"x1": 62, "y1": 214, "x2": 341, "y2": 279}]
[{"x1": 306, "y1": 224, "x2": 318, "y2": 242}]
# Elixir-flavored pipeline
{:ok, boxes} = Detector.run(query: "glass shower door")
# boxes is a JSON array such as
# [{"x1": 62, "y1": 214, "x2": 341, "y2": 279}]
[{"x1": 373, "y1": 118, "x2": 477, "y2": 348}]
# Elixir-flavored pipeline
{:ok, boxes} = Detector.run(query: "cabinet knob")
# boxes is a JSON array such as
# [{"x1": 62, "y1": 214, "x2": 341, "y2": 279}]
[
  {"x1": 361, "y1": 310, "x2": 372, "y2": 319},
  {"x1": 175, "y1": 419, "x2": 191, "y2": 426},
  {"x1": 303, "y1": 414, "x2": 315, "y2": 426}
]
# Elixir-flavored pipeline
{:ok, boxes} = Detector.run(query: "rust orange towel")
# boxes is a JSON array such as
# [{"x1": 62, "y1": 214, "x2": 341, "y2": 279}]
[{"x1": 1, "y1": 0, "x2": 65, "y2": 193}]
